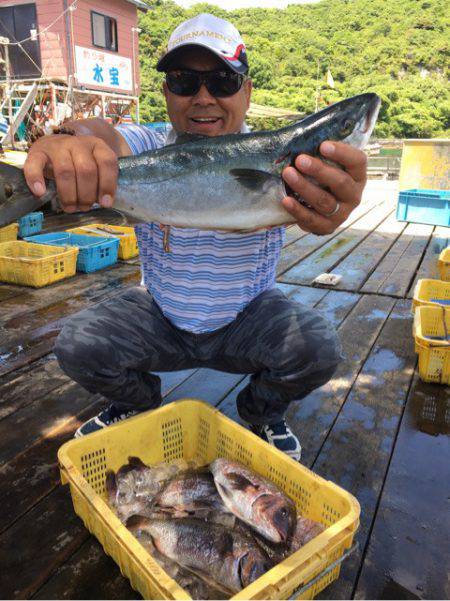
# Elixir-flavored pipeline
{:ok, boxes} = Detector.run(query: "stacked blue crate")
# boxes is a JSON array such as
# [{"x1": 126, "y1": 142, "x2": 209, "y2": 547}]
[{"x1": 18, "y1": 212, "x2": 44, "y2": 237}]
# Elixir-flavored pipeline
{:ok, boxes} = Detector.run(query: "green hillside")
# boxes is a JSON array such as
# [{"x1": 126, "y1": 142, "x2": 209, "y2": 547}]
[{"x1": 137, "y1": 0, "x2": 449, "y2": 137}]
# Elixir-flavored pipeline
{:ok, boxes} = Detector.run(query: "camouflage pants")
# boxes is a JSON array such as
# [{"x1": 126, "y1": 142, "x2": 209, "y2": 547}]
[{"x1": 54, "y1": 286, "x2": 341, "y2": 425}]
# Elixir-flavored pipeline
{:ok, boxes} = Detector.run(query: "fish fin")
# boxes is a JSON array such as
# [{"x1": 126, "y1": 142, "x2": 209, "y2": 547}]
[
  {"x1": 127, "y1": 456, "x2": 147, "y2": 470},
  {"x1": 116, "y1": 463, "x2": 135, "y2": 477},
  {"x1": 229, "y1": 168, "x2": 278, "y2": 191},
  {"x1": 173, "y1": 133, "x2": 208, "y2": 145}
]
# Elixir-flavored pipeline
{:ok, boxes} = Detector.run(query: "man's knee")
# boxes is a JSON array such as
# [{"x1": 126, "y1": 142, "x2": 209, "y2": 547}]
[
  {"x1": 54, "y1": 318, "x2": 113, "y2": 376},
  {"x1": 278, "y1": 307, "x2": 342, "y2": 375}
]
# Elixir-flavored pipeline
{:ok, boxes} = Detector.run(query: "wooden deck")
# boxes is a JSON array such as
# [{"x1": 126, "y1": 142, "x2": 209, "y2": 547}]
[{"x1": 1, "y1": 180, "x2": 449, "y2": 600}]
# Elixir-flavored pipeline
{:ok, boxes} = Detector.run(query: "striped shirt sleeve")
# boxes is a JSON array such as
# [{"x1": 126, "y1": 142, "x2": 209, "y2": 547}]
[{"x1": 115, "y1": 124, "x2": 169, "y2": 155}]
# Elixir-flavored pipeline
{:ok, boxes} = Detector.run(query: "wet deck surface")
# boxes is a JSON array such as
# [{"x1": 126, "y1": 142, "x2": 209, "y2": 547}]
[{"x1": 0, "y1": 180, "x2": 449, "y2": 600}]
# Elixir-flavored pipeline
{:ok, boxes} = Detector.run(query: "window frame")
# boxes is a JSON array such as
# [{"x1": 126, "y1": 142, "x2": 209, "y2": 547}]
[{"x1": 90, "y1": 10, "x2": 118, "y2": 52}]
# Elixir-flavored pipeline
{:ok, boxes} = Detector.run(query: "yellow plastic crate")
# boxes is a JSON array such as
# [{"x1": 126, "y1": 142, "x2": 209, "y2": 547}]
[
  {"x1": 0, "y1": 240, "x2": 78, "y2": 287},
  {"x1": 413, "y1": 305, "x2": 450, "y2": 384},
  {"x1": 412, "y1": 278, "x2": 450, "y2": 312},
  {"x1": 438, "y1": 247, "x2": 450, "y2": 282},
  {"x1": 58, "y1": 399, "x2": 360, "y2": 600},
  {"x1": 67, "y1": 223, "x2": 139, "y2": 260},
  {"x1": 0, "y1": 222, "x2": 18, "y2": 242}
]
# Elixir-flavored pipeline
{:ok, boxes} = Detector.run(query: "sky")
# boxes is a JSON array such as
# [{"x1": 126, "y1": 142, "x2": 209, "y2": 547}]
[{"x1": 174, "y1": 0, "x2": 321, "y2": 9}]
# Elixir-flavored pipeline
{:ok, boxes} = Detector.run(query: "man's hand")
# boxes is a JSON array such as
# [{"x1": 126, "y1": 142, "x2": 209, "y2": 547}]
[
  {"x1": 281, "y1": 141, "x2": 367, "y2": 235},
  {"x1": 24, "y1": 134, "x2": 119, "y2": 214}
]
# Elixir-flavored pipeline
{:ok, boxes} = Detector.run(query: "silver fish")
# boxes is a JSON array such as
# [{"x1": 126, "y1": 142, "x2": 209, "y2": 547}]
[{"x1": 0, "y1": 94, "x2": 380, "y2": 230}]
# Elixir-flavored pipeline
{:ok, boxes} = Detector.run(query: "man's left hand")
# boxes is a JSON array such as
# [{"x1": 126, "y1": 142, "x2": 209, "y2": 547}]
[{"x1": 281, "y1": 140, "x2": 367, "y2": 235}]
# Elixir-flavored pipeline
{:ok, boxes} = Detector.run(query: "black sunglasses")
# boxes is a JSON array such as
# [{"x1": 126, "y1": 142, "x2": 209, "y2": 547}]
[{"x1": 165, "y1": 69, "x2": 245, "y2": 98}]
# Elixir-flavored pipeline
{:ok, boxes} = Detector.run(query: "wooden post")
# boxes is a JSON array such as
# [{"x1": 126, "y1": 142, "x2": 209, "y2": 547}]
[
  {"x1": 50, "y1": 82, "x2": 57, "y2": 125},
  {"x1": 101, "y1": 93, "x2": 106, "y2": 119}
]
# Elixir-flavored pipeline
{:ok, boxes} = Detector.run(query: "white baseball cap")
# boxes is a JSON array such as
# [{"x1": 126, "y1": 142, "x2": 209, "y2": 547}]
[{"x1": 156, "y1": 13, "x2": 249, "y2": 75}]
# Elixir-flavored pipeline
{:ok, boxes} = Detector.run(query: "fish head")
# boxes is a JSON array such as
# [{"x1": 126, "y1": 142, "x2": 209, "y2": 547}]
[
  {"x1": 239, "y1": 550, "x2": 272, "y2": 588},
  {"x1": 0, "y1": 162, "x2": 51, "y2": 227},
  {"x1": 286, "y1": 93, "x2": 381, "y2": 161},
  {"x1": 252, "y1": 493, "x2": 296, "y2": 543}
]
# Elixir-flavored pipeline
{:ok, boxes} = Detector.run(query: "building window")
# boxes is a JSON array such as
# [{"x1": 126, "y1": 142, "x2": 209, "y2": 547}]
[{"x1": 91, "y1": 11, "x2": 117, "y2": 52}]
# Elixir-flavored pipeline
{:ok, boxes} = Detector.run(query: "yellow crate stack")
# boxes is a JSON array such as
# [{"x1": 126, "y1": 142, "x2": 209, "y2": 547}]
[
  {"x1": 413, "y1": 305, "x2": 450, "y2": 384},
  {"x1": 66, "y1": 223, "x2": 139, "y2": 260},
  {"x1": 412, "y1": 248, "x2": 450, "y2": 383},
  {"x1": 58, "y1": 399, "x2": 360, "y2": 600},
  {"x1": 0, "y1": 241, "x2": 78, "y2": 287}
]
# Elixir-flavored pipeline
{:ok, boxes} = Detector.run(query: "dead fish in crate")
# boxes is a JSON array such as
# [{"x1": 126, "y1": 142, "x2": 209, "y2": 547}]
[
  {"x1": 106, "y1": 456, "x2": 191, "y2": 522},
  {"x1": 210, "y1": 458, "x2": 296, "y2": 544},
  {"x1": 134, "y1": 529, "x2": 229, "y2": 599},
  {"x1": 126, "y1": 516, "x2": 272, "y2": 594},
  {"x1": 153, "y1": 468, "x2": 234, "y2": 523}
]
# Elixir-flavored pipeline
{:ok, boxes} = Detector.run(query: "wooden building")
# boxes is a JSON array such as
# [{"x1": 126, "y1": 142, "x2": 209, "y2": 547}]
[{"x1": 0, "y1": 0, "x2": 148, "y2": 147}]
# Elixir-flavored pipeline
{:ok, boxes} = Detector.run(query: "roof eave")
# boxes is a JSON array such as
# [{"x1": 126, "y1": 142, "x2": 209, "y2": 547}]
[{"x1": 124, "y1": 0, "x2": 149, "y2": 12}]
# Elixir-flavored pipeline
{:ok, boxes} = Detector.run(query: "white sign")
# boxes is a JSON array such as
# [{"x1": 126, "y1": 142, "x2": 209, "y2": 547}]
[{"x1": 75, "y1": 46, "x2": 133, "y2": 92}]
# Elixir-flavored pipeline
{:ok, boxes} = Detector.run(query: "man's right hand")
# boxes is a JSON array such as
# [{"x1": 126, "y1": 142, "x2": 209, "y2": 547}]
[{"x1": 24, "y1": 134, "x2": 119, "y2": 213}]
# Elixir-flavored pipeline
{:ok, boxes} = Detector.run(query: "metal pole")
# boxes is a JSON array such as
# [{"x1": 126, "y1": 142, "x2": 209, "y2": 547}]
[{"x1": 4, "y1": 40, "x2": 15, "y2": 149}]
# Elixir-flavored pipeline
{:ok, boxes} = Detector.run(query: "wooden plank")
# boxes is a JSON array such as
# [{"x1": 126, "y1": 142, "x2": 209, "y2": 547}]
[
  {"x1": 32, "y1": 537, "x2": 140, "y2": 600},
  {"x1": 315, "y1": 300, "x2": 417, "y2": 600},
  {"x1": 163, "y1": 368, "x2": 246, "y2": 406},
  {"x1": 312, "y1": 289, "x2": 361, "y2": 327},
  {"x1": 407, "y1": 225, "x2": 449, "y2": 298},
  {"x1": 0, "y1": 486, "x2": 90, "y2": 599},
  {"x1": 283, "y1": 224, "x2": 306, "y2": 247},
  {"x1": 0, "y1": 370, "x2": 197, "y2": 531},
  {"x1": 0, "y1": 285, "x2": 24, "y2": 303},
  {"x1": 361, "y1": 222, "x2": 434, "y2": 297},
  {"x1": 0, "y1": 382, "x2": 102, "y2": 465},
  {"x1": 277, "y1": 197, "x2": 384, "y2": 276},
  {"x1": 0, "y1": 263, "x2": 140, "y2": 327},
  {"x1": 354, "y1": 376, "x2": 450, "y2": 601},
  {"x1": 0, "y1": 272, "x2": 141, "y2": 377},
  {"x1": 0, "y1": 354, "x2": 70, "y2": 420},
  {"x1": 279, "y1": 204, "x2": 393, "y2": 285},
  {"x1": 330, "y1": 212, "x2": 406, "y2": 292}
]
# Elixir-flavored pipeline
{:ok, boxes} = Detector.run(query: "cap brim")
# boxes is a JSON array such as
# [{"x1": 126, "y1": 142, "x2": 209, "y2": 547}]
[{"x1": 156, "y1": 43, "x2": 248, "y2": 75}]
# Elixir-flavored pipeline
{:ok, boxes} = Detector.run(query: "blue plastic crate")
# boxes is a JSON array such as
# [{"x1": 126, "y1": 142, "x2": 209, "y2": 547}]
[
  {"x1": 18, "y1": 211, "x2": 44, "y2": 237},
  {"x1": 24, "y1": 232, "x2": 119, "y2": 273},
  {"x1": 396, "y1": 189, "x2": 450, "y2": 227}
]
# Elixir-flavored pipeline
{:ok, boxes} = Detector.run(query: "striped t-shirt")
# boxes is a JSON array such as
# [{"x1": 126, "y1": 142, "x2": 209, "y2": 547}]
[{"x1": 115, "y1": 123, "x2": 285, "y2": 333}]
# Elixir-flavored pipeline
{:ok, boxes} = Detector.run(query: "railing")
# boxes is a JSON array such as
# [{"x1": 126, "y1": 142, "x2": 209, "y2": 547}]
[{"x1": 367, "y1": 155, "x2": 402, "y2": 178}]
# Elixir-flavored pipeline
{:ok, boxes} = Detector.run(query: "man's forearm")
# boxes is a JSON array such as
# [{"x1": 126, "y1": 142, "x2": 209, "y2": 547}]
[{"x1": 62, "y1": 117, "x2": 132, "y2": 157}]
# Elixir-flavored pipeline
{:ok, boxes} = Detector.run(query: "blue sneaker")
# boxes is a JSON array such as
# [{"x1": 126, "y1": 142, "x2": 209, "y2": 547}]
[
  {"x1": 251, "y1": 420, "x2": 302, "y2": 461},
  {"x1": 74, "y1": 404, "x2": 144, "y2": 438}
]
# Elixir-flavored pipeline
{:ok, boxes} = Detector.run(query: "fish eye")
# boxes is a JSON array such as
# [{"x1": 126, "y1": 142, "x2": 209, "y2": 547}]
[{"x1": 340, "y1": 118, "x2": 355, "y2": 137}]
